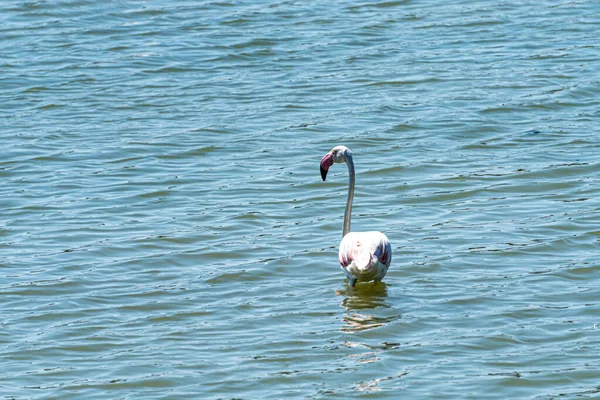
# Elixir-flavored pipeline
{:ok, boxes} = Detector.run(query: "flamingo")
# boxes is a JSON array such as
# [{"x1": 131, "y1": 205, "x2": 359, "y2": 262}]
[{"x1": 320, "y1": 145, "x2": 392, "y2": 287}]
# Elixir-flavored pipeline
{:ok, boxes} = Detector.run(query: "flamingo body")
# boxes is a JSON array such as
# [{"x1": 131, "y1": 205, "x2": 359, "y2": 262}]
[
  {"x1": 320, "y1": 145, "x2": 393, "y2": 286},
  {"x1": 339, "y1": 231, "x2": 392, "y2": 287}
]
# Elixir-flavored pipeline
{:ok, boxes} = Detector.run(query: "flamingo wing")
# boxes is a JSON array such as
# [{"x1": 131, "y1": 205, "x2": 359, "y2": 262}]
[{"x1": 374, "y1": 234, "x2": 392, "y2": 267}]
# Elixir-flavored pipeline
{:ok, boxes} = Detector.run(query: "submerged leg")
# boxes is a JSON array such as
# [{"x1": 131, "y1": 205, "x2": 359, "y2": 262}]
[{"x1": 349, "y1": 278, "x2": 357, "y2": 287}]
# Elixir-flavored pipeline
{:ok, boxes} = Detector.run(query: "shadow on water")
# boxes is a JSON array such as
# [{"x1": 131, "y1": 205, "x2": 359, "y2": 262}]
[
  {"x1": 337, "y1": 282, "x2": 390, "y2": 310},
  {"x1": 336, "y1": 282, "x2": 400, "y2": 333}
]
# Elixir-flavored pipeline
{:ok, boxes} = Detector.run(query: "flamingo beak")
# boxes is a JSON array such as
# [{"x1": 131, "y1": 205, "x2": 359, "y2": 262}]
[{"x1": 320, "y1": 152, "x2": 334, "y2": 181}]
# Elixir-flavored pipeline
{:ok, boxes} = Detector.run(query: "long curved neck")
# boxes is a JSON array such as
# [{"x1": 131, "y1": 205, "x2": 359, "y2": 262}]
[{"x1": 343, "y1": 155, "x2": 355, "y2": 237}]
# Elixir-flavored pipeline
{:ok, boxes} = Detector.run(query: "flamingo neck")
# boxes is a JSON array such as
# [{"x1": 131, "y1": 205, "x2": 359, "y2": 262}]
[{"x1": 343, "y1": 155, "x2": 355, "y2": 237}]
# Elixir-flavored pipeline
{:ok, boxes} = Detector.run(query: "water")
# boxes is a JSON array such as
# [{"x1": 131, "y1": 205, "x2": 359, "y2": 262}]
[{"x1": 2, "y1": 0, "x2": 600, "y2": 398}]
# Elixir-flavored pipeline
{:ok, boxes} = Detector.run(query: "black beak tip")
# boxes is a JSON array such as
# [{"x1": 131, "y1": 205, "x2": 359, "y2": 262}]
[{"x1": 320, "y1": 166, "x2": 328, "y2": 181}]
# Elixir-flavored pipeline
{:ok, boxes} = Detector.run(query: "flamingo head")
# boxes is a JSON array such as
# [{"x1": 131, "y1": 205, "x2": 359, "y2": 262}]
[{"x1": 320, "y1": 145, "x2": 352, "y2": 181}]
